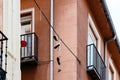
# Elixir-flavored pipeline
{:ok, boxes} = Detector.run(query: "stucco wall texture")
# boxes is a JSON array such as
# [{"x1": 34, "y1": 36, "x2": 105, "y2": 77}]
[
  {"x1": 21, "y1": 0, "x2": 50, "y2": 80},
  {"x1": 21, "y1": 0, "x2": 120, "y2": 80}
]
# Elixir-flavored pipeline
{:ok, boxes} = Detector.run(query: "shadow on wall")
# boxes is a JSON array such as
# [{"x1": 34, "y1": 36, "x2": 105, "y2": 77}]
[{"x1": 21, "y1": 63, "x2": 50, "y2": 80}]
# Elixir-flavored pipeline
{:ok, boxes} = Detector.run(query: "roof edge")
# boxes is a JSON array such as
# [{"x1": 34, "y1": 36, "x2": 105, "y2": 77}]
[{"x1": 100, "y1": 0, "x2": 120, "y2": 51}]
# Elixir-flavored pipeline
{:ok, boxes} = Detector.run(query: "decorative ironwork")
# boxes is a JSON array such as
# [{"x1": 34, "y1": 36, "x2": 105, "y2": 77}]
[
  {"x1": 0, "y1": 31, "x2": 8, "y2": 80},
  {"x1": 87, "y1": 44, "x2": 106, "y2": 80},
  {"x1": 20, "y1": 32, "x2": 38, "y2": 65}
]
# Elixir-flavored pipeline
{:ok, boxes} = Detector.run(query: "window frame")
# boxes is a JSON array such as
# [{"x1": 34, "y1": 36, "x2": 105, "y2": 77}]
[
  {"x1": 88, "y1": 14, "x2": 101, "y2": 53},
  {"x1": 108, "y1": 58, "x2": 116, "y2": 80},
  {"x1": 109, "y1": 65, "x2": 114, "y2": 80},
  {"x1": 21, "y1": 8, "x2": 35, "y2": 33}
]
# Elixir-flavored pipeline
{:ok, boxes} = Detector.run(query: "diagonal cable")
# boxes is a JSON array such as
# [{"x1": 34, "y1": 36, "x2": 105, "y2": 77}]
[{"x1": 33, "y1": 0, "x2": 81, "y2": 64}]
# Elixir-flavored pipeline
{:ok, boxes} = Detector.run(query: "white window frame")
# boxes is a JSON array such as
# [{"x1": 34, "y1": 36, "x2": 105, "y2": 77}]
[
  {"x1": 109, "y1": 65, "x2": 114, "y2": 80},
  {"x1": 88, "y1": 14, "x2": 101, "y2": 53},
  {"x1": 21, "y1": 8, "x2": 35, "y2": 32},
  {"x1": 88, "y1": 26, "x2": 97, "y2": 45},
  {"x1": 108, "y1": 58, "x2": 116, "y2": 80}
]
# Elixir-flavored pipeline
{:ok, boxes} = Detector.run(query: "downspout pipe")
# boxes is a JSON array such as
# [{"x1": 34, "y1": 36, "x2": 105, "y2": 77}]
[
  {"x1": 104, "y1": 35, "x2": 116, "y2": 61},
  {"x1": 100, "y1": 0, "x2": 116, "y2": 36},
  {"x1": 50, "y1": 0, "x2": 54, "y2": 80},
  {"x1": 100, "y1": 0, "x2": 120, "y2": 62},
  {"x1": 104, "y1": 35, "x2": 120, "y2": 63}
]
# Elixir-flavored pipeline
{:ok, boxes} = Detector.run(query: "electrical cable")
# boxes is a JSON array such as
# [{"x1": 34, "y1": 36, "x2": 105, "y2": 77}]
[{"x1": 33, "y1": 0, "x2": 81, "y2": 64}]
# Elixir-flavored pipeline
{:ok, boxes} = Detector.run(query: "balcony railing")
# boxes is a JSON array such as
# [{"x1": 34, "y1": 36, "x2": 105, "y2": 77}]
[
  {"x1": 20, "y1": 32, "x2": 38, "y2": 65},
  {"x1": 87, "y1": 44, "x2": 106, "y2": 80},
  {"x1": 0, "y1": 31, "x2": 8, "y2": 80}
]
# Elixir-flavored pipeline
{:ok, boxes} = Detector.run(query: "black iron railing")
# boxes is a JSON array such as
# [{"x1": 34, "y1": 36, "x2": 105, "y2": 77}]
[
  {"x1": 87, "y1": 44, "x2": 106, "y2": 80},
  {"x1": 20, "y1": 32, "x2": 38, "y2": 65},
  {"x1": 0, "y1": 31, "x2": 8, "y2": 80}
]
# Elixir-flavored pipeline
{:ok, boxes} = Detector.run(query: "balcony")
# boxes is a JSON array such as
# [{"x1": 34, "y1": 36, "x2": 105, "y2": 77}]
[
  {"x1": 0, "y1": 31, "x2": 8, "y2": 80},
  {"x1": 87, "y1": 44, "x2": 106, "y2": 80},
  {"x1": 20, "y1": 32, "x2": 38, "y2": 65}
]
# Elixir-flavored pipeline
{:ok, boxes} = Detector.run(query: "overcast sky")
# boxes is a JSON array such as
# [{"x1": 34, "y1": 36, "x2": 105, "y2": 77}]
[{"x1": 106, "y1": 0, "x2": 120, "y2": 39}]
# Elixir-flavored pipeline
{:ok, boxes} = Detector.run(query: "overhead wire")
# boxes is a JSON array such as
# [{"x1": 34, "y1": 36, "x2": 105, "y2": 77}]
[{"x1": 33, "y1": 0, "x2": 81, "y2": 64}]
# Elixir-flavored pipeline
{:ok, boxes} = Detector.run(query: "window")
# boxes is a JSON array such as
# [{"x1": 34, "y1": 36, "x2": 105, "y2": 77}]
[
  {"x1": 87, "y1": 15, "x2": 106, "y2": 80},
  {"x1": 87, "y1": 26, "x2": 97, "y2": 66},
  {"x1": 88, "y1": 25, "x2": 97, "y2": 46},
  {"x1": 21, "y1": 10, "x2": 33, "y2": 58},
  {"x1": 88, "y1": 15, "x2": 101, "y2": 51},
  {"x1": 109, "y1": 65, "x2": 114, "y2": 80},
  {"x1": 87, "y1": 15, "x2": 101, "y2": 66},
  {"x1": 21, "y1": 8, "x2": 35, "y2": 34},
  {"x1": 21, "y1": 11, "x2": 33, "y2": 34},
  {"x1": 21, "y1": 8, "x2": 38, "y2": 62}
]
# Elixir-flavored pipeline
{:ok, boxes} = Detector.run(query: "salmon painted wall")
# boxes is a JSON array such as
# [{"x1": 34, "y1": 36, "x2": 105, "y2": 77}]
[
  {"x1": 77, "y1": 0, "x2": 105, "y2": 80},
  {"x1": 21, "y1": 0, "x2": 50, "y2": 80},
  {"x1": 54, "y1": 0, "x2": 77, "y2": 80},
  {"x1": 106, "y1": 49, "x2": 120, "y2": 80},
  {"x1": 77, "y1": 0, "x2": 89, "y2": 80},
  {"x1": 21, "y1": 0, "x2": 119, "y2": 80}
]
